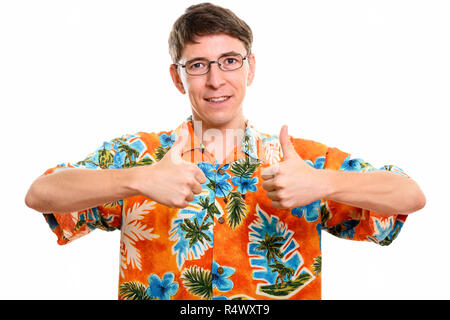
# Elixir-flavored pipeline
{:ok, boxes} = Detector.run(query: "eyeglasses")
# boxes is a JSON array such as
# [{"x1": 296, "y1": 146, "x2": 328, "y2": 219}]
[{"x1": 175, "y1": 53, "x2": 249, "y2": 76}]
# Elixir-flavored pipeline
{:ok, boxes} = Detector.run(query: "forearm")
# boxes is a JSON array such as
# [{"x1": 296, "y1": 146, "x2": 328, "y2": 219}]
[
  {"x1": 322, "y1": 170, "x2": 426, "y2": 215},
  {"x1": 25, "y1": 167, "x2": 143, "y2": 213}
]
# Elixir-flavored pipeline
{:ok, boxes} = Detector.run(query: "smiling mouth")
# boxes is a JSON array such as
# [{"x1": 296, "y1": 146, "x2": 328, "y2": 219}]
[{"x1": 204, "y1": 96, "x2": 231, "y2": 103}]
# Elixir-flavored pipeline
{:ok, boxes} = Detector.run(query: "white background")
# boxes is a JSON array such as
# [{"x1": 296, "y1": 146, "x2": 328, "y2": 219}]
[{"x1": 1, "y1": 0, "x2": 449, "y2": 299}]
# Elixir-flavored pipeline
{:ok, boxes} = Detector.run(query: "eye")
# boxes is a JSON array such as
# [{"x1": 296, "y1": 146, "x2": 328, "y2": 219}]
[
  {"x1": 188, "y1": 61, "x2": 206, "y2": 70},
  {"x1": 223, "y1": 57, "x2": 238, "y2": 65}
]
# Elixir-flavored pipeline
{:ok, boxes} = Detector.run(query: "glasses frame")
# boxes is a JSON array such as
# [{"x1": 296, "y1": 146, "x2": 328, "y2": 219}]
[{"x1": 175, "y1": 53, "x2": 249, "y2": 76}]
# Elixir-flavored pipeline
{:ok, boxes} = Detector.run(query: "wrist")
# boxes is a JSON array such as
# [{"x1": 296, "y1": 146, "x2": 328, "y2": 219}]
[
  {"x1": 319, "y1": 169, "x2": 338, "y2": 200},
  {"x1": 124, "y1": 166, "x2": 149, "y2": 197}
]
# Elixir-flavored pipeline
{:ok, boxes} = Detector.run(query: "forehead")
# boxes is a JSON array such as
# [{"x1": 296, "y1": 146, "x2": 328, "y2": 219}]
[{"x1": 180, "y1": 33, "x2": 246, "y2": 61}]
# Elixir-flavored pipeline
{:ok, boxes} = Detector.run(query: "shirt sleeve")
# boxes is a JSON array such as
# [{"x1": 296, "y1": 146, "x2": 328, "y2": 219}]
[
  {"x1": 42, "y1": 133, "x2": 154, "y2": 245},
  {"x1": 320, "y1": 147, "x2": 409, "y2": 246}
]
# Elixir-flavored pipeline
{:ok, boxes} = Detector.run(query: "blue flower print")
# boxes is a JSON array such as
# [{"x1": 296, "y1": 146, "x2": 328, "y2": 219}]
[
  {"x1": 214, "y1": 179, "x2": 233, "y2": 198},
  {"x1": 198, "y1": 162, "x2": 230, "y2": 181},
  {"x1": 338, "y1": 220, "x2": 360, "y2": 239},
  {"x1": 291, "y1": 200, "x2": 320, "y2": 222},
  {"x1": 212, "y1": 260, "x2": 235, "y2": 292},
  {"x1": 340, "y1": 156, "x2": 364, "y2": 172},
  {"x1": 198, "y1": 162, "x2": 232, "y2": 197},
  {"x1": 216, "y1": 163, "x2": 230, "y2": 180},
  {"x1": 232, "y1": 176, "x2": 258, "y2": 194},
  {"x1": 160, "y1": 133, "x2": 177, "y2": 148},
  {"x1": 146, "y1": 272, "x2": 179, "y2": 300},
  {"x1": 198, "y1": 162, "x2": 216, "y2": 180},
  {"x1": 305, "y1": 156, "x2": 325, "y2": 170},
  {"x1": 373, "y1": 218, "x2": 394, "y2": 242}
]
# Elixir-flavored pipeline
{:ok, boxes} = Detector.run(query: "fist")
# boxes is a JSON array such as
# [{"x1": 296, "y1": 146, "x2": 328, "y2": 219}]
[
  {"x1": 135, "y1": 123, "x2": 207, "y2": 208},
  {"x1": 261, "y1": 125, "x2": 327, "y2": 209}
]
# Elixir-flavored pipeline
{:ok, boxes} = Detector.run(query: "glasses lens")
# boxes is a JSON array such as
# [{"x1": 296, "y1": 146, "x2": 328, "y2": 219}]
[
  {"x1": 186, "y1": 59, "x2": 209, "y2": 75},
  {"x1": 218, "y1": 55, "x2": 243, "y2": 71}
]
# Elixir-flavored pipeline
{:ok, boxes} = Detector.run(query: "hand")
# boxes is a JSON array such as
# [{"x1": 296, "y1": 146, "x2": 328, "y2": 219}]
[
  {"x1": 134, "y1": 123, "x2": 207, "y2": 208},
  {"x1": 261, "y1": 125, "x2": 328, "y2": 209}
]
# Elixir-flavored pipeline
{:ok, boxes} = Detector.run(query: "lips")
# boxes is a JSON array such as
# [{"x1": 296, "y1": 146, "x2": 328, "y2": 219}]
[{"x1": 204, "y1": 96, "x2": 231, "y2": 103}]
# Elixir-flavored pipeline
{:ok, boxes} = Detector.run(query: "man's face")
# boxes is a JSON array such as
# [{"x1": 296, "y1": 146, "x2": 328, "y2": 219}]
[{"x1": 170, "y1": 33, "x2": 255, "y2": 130}]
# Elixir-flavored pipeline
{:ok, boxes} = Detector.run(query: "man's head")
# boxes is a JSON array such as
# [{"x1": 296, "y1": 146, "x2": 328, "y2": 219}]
[
  {"x1": 168, "y1": 3, "x2": 256, "y2": 131},
  {"x1": 168, "y1": 2, "x2": 253, "y2": 64}
]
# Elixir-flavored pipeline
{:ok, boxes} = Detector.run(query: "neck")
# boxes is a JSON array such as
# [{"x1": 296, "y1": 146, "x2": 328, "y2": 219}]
[{"x1": 191, "y1": 113, "x2": 246, "y2": 163}]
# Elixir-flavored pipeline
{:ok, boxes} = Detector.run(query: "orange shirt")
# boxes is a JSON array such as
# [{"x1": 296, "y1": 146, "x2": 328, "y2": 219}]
[{"x1": 42, "y1": 116, "x2": 409, "y2": 300}]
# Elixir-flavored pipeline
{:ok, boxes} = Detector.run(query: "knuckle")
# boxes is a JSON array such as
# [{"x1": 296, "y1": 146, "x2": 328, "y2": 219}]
[
  {"x1": 273, "y1": 177, "x2": 283, "y2": 189},
  {"x1": 193, "y1": 184, "x2": 202, "y2": 194},
  {"x1": 174, "y1": 198, "x2": 188, "y2": 208},
  {"x1": 176, "y1": 202, "x2": 187, "y2": 208},
  {"x1": 185, "y1": 177, "x2": 195, "y2": 186},
  {"x1": 272, "y1": 201, "x2": 281, "y2": 209},
  {"x1": 280, "y1": 199, "x2": 291, "y2": 209},
  {"x1": 276, "y1": 164, "x2": 286, "y2": 175},
  {"x1": 181, "y1": 187, "x2": 191, "y2": 197}
]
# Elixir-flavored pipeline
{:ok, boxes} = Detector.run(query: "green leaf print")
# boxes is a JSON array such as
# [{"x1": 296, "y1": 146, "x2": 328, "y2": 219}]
[
  {"x1": 98, "y1": 147, "x2": 114, "y2": 169},
  {"x1": 226, "y1": 191, "x2": 248, "y2": 228},
  {"x1": 181, "y1": 266, "x2": 212, "y2": 300},
  {"x1": 312, "y1": 255, "x2": 321, "y2": 275},
  {"x1": 230, "y1": 157, "x2": 260, "y2": 178},
  {"x1": 119, "y1": 281, "x2": 153, "y2": 300}
]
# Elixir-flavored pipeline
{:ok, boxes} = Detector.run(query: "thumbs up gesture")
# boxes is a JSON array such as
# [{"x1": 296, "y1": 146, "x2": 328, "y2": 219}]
[
  {"x1": 133, "y1": 123, "x2": 207, "y2": 208},
  {"x1": 261, "y1": 125, "x2": 327, "y2": 209}
]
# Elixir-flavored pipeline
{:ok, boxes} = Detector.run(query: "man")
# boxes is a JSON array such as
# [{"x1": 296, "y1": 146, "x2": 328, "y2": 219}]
[{"x1": 25, "y1": 3, "x2": 425, "y2": 300}]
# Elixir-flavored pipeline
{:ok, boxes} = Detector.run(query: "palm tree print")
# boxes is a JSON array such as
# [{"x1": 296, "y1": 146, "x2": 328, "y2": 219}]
[
  {"x1": 179, "y1": 217, "x2": 213, "y2": 247},
  {"x1": 254, "y1": 233, "x2": 285, "y2": 264},
  {"x1": 269, "y1": 260, "x2": 295, "y2": 288},
  {"x1": 249, "y1": 206, "x2": 315, "y2": 298},
  {"x1": 177, "y1": 196, "x2": 219, "y2": 248},
  {"x1": 169, "y1": 193, "x2": 220, "y2": 269},
  {"x1": 198, "y1": 196, "x2": 220, "y2": 225},
  {"x1": 117, "y1": 143, "x2": 140, "y2": 167},
  {"x1": 254, "y1": 233, "x2": 297, "y2": 289}
]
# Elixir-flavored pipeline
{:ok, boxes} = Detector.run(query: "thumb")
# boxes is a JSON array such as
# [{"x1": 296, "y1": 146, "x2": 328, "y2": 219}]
[
  {"x1": 169, "y1": 123, "x2": 190, "y2": 163},
  {"x1": 279, "y1": 125, "x2": 297, "y2": 160}
]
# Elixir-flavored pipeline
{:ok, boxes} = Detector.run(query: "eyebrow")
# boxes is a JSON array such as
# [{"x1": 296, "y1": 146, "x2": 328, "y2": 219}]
[{"x1": 186, "y1": 51, "x2": 243, "y2": 63}]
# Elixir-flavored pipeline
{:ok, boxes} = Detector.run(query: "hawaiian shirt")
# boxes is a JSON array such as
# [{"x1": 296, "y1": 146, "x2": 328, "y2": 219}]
[{"x1": 42, "y1": 115, "x2": 409, "y2": 300}]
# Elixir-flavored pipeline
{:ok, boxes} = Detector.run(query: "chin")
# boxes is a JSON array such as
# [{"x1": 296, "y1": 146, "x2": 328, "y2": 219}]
[
  {"x1": 201, "y1": 110, "x2": 241, "y2": 126},
  {"x1": 192, "y1": 98, "x2": 244, "y2": 127}
]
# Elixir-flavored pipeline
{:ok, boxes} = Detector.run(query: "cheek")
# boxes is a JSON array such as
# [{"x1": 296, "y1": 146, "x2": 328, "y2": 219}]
[{"x1": 185, "y1": 79, "x2": 204, "y2": 98}]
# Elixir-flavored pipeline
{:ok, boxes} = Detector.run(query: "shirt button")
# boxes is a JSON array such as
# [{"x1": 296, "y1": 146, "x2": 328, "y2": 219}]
[
  {"x1": 218, "y1": 217, "x2": 225, "y2": 224},
  {"x1": 217, "y1": 267, "x2": 224, "y2": 275}
]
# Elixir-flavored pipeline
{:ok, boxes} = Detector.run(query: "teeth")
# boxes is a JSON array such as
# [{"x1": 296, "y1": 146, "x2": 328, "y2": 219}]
[{"x1": 207, "y1": 96, "x2": 229, "y2": 102}]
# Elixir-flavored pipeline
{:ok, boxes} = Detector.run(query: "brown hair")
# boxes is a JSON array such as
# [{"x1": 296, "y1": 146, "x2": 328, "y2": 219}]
[{"x1": 168, "y1": 2, "x2": 253, "y2": 63}]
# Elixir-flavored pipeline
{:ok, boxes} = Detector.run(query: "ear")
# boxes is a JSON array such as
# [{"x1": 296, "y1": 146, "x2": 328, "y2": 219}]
[
  {"x1": 246, "y1": 53, "x2": 256, "y2": 86},
  {"x1": 170, "y1": 64, "x2": 186, "y2": 94}
]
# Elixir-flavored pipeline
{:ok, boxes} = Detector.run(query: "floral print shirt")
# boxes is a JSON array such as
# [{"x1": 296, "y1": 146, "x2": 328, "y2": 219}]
[{"x1": 42, "y1": 116, "x2": 409, "y2": 300}]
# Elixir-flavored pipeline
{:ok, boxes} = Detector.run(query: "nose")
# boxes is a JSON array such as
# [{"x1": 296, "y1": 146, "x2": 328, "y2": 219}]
[{"x1": 206, "y1": 62, "x2": 226, "y2": 88}]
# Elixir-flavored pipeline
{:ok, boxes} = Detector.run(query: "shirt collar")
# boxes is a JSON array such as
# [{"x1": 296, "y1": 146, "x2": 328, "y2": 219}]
[{"x1": 173, "y1": 115, "x2": 262, "y2": 164}]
